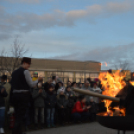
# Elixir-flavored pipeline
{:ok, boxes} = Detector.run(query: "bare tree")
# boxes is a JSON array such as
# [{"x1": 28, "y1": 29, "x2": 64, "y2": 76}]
[
  {"x1": 0, "y1": 37, "x2": 28, "y2": 75},
  {"x1": 114, "y1": 60, "x2": 130, "y2": 71},
  {"x1": 0, "y1": 49, "x2": 8, "y2": 75}
]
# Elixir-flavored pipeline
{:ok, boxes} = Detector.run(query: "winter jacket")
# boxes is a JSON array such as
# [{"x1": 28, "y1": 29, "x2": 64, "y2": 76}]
[
  {"x1": 45, "y1": 91, "x2": 57, "y2": 108},
  {"x1": 43, "y1": 82, "x2": 50, "y2": 91},
  {"x1": 65, "y1": 90, "x2": 74, "y2": 97},
  {"x1": 72, "y1": 101, "x2": 88, "y2": 114},
  {"x1": 0, "y1": 86, "x2": 8, "y2": 107},
  {"x1": 32, "y1": 88, "x2": 46, "y2": 107},
  {"x1": 65, "y1": 91, "x2": 75, "y2": 108},
  {"x1": 57, "y1": 94, "x2": 68, "y2": 109}
]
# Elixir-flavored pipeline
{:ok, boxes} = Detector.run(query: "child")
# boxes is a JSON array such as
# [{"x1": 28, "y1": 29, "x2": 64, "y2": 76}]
[
  {"x1": 32, "y1": 82, "x2": 46, "y2": 129},
  {"x1": 0, "y1": 86, "x2": 8, "y2": 134},
  {"x1": 45, "y1": 85, "x2": 57, "y2": 128},
  {"x1": 57, "y1": 82, "x2": 65, "y2": 95},
  {"x1": 57, "y1": 89, "x2": 68, "y2": 125}
]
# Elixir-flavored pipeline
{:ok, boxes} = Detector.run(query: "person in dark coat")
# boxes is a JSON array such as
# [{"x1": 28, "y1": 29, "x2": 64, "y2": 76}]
[
  {"x1": 43, "y1": 78, "x2": 52, "y2": 92},
  {"x1": 32, "y1": 82, "x2": 46, "y2": 129},
  {"x1": 88, "y1": 97, "x2": 97, "y2": 122},
  {"x1": 65, "y1": 86, "x2": 75, "y2": 123},
  {"x1": 57, "y1": 89, "x2": 68, "y2": 125},
  {"x1": 10, "y1": 57, "x2": 43, "y2": 134},
  {"x1": 45, "y1": 85, "x2": 57, "y2": 128},
  {"x1": 0, "y1": 86, "x2": 8, "y2": 134}
]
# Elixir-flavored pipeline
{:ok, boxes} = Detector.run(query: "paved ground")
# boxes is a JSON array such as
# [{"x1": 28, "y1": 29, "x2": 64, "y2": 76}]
[{"x1": 28, "y1": 122, "x2": 134, "y2": 134}]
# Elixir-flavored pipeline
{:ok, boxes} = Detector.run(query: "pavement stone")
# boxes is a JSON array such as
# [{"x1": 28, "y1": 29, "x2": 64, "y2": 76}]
[{"x1": 27, "y1": 122, "x2": 134, "y2": 134}]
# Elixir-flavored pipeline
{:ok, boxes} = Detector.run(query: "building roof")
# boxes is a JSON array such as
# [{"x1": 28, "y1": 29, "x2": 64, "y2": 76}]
[
  {"x1": 32, "y1": 58, "x2": 101, "y2": 64},
  {"x1": 30, "y1": 58, "x2": 101, "y2": 72}
]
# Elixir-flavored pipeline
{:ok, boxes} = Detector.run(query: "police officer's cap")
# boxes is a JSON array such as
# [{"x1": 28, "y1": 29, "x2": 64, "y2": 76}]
[{"x1": 21, "y1": 57, "x2": 31, "y2": 64}]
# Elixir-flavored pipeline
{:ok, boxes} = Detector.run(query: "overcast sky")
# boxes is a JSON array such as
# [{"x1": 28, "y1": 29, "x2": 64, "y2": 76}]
[{"x1": 0, "y1": 0, "x2": 134, "y2": 70}]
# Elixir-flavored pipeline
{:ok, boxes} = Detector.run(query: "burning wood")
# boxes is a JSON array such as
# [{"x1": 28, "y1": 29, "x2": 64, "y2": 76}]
[
  {"x1": 99, "y1": 70, "x2": 127, "y2": 116},
  {"x1": 99, "y1": 70, "x2": 126, "y2": 111}
]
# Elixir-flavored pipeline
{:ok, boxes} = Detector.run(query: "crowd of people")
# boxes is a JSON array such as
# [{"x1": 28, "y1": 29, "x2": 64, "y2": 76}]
[{"x1": 0, "y1": 57, "x2": 106, "y2": 134}]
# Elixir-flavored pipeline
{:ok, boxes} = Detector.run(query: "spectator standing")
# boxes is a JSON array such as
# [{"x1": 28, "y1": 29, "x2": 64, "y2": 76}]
[
  {"x1": 57, "y1": 82, "x2": 65, "y2": 95},
  {"x1": 32, "y1": 82, "x2": 46, "y2": 129},
  {"x1": 77, "y1": 82, "x2": 83, "y2": 89},
  {"x1": 67, "y1": 81, "x2": 72, "y2": 87},
  {"x1": 82, "y1": 79, "x2": 92, "y2": 104},
  {"x1": 51, "y1": 76, "x2": 57, "y2": 86},
  {"x1": 92, "y1": 83, "x2": 102, "y2": 112},
  {"x1": 45, "y1": 85, "x2": 57, "y2": 128},
  {"x1": 57, "y1": 89, "x2": 68, "y2": 125},
  {"x1": 32, "y1": 72, "x2": 38, "y2": 82},
  {"x1": 71, "y1": 82, "x2": 78, "y2": 98},
  {"x1": 65, "y1": 86, "x2": 75, "y2": 123},
  {"x1": 88, "y1": 97, "x2": 97, "y2": 122},
  {"x1": 0, "y1": 86, "x2": 8, "y2": 134},
  {"x1": 43, "y1": 78, "x2": 52, "y2": 92},
  {"x1": 0, "y1": 75, "x2": 11, "y2": 127},
  {"x1": 10, "y1": 57, "x2": 43, "y2": 134}
]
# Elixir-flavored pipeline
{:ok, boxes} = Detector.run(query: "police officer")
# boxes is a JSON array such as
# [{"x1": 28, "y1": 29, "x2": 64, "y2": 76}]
[{"x1": 11, "y1": 57, "x2": 43, "y2": 134}]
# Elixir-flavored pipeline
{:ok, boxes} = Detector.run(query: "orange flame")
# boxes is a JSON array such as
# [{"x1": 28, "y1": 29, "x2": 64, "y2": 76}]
[
  {"x1": 130, "y1": 81, "x2": 134, "y2": 86},
  {"x1": 99, "y1": 70, "x2": 126, "y2": 113}
]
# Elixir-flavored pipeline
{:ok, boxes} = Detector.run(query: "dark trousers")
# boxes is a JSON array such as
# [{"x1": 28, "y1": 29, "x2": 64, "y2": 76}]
[
  {"x1": 46, "y1": 108, "x2": 55, "y2": 125},
  {"x1": 66, "y1": 107, "x2": 72, "y2": 122},
  {"x1": 0, "y1": 108, "x2": 5, "y2": 128},
  {"x1": 71, "y1": 112, "x2": 89, "y2": 123},
  {"x1": 58, "y1": 108, "x2": 67, "y2": 124},
  {"x1": 12, "y1": 93, "x2": 30, "y2": 134}
]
